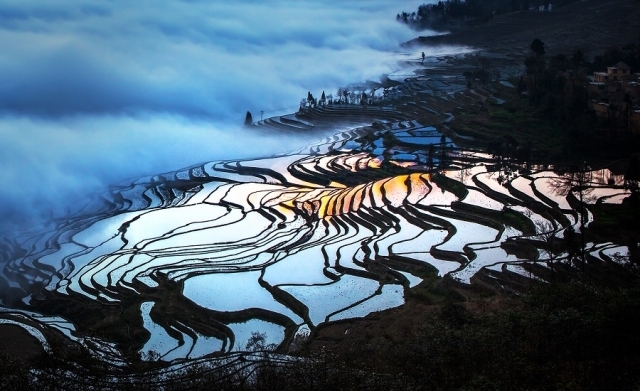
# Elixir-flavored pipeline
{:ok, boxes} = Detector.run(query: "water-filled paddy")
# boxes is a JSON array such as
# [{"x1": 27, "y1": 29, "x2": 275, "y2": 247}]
[{"x1": 0, "y1": 115, "x2": 632, "y2": 364}]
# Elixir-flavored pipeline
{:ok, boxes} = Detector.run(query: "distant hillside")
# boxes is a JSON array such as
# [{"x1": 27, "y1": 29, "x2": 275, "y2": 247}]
[
  {"x1": 397, "y1": 0, "x2": 580, "y2": 33},
  {"x1": 404, "y1": 0, "x2": 640, "y2": 64}
]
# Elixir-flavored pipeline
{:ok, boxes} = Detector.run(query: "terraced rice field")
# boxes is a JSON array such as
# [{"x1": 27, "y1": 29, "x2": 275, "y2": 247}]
[
  {"x1": 0, "y1": 100, "x2": 630, "y2": 370},
  {"x1": 0, "y1": 35, "x2": 634, "y2": 373}
]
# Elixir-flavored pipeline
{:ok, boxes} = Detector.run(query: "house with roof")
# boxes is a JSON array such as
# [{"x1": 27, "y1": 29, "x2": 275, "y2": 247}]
[
  {"x1": 592, "y1": 62, "x2": 632, "y2": 83},
  {"x1": 607, "y1": 62, "x2": 632, "y2": 81},
  {"x1": 588, "y1": 62, "x2": 639, "y2": 131}
]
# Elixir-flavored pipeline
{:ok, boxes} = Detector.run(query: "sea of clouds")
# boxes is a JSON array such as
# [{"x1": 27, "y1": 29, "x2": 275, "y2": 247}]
[{"x1": 0, "y1": 0, "x2": 469, "y2": 231}]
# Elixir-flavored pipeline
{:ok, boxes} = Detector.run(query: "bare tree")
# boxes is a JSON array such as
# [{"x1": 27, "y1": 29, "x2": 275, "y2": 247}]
[
  {"x1": 534, "y1": 219, "x2": 560, "y2": 265},
  {"x1": 548, "y1": 163, "x2": 595, "y2": 267}
]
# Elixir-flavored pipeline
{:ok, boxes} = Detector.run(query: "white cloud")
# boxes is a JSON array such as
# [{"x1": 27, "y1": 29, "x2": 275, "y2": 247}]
[
  {"x1": 0, "y1": 0, "x2": 466, "y2": 232},
  {"x1": 0, "y1": 0, "x2": 444, "y2": 119}
]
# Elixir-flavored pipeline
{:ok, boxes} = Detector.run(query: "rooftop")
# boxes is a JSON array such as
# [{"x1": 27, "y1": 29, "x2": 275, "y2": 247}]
[{"x1": 612, "y1": 61, "x2": 631, "y2": 70}]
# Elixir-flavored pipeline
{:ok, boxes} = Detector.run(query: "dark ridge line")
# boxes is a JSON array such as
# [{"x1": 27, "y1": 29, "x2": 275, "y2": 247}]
[
  {"x1": 156, "y1": 276, "x2": 298, "y2": 353},
  {"x1": 170, "y1": 320, "x2": 200, "y2": 359},
  {"x1": 471, "y1": 171, "x2": 522, "y2": 206},
  {"x1": 321, "y1": 267, "x2": 341, "y2": 282},
  {"x1": 347, "y1": 207, "x2": 381, "y2": 236},
  {"x1": 149, "y1": 306, "x2": 235, "y2": 354},
  {"x1": 227, "y1": 162, "x2": 291, "y2": 186},
  {"x1": 257, "y1": 273, "x2": 311, "y2": 328},
  {"x1": 420, "y1": 204, "x2": 506, "y2": 255},
  {"x1": 333, "y1": 261, "x2": 384, "y2": 282},
  {"x1": 404, "y1": 204, "x2": 465, "y2": 266},
  {"x1": 288, "y1": 163, "x2": 332, "y2": 187},
  {"x1": 529, "y1": 177, "x2": 573, "y2": 212},
  {"x1": 323, "y1": 283, "x2": 388, "y2": 324},
  {"x1": 503, "y1": 177, "x2": 575, "y2": 228}
]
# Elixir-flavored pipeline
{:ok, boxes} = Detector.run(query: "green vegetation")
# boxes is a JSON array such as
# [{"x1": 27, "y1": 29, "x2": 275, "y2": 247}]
[
  {"x1": 450, "y1": 39, "x2": 640, "y2": 163},
  {"x1": 431, "y1": 172, "x2": 469, "y2": 198}
]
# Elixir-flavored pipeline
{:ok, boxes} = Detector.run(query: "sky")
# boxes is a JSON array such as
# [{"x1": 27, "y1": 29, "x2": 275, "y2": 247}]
[{"x1": 0, "y1": 0, "x2": 466, "y2": 232}]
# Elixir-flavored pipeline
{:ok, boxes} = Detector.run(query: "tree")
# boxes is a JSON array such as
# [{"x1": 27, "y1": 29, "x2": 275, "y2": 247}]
[
  {"x1": 570, "y1": 48, "x2": 587, "y2": 71},
  {"x1": 245, "y1": 331, "x2": 276, "y2": 352},
  {"x1": 244, "y1": 111, "x2": 253, "y2": 126},
  {"x1": 625, "y1": 155, "x2": 640, "y2": 192},
  {"x1": 463, "y1": 71, "x2": 473, "y2": 87},
  {"x1": 524, "y1": 55, "x2": 541, "y2": 74},
  {"x1": 427, "y1": 144, "x2": 435, "y2": 170},
  {"x1": 439, "y1": 134, "x2": 447, "y2": 168},
  {"x1": 473, "y1": 57, "x2": 491, "y2": 84},
  {"x1": 343, "y1": 88, "x2": 349, "y2": 104},
  {"x1": 549, "y1": 54, "x2": 569, "y2": 73},
  {"x1": 530, "y1": 38, "x2": 545, "y2": 60},
  {"x1": 534, "y1": 219, "x2": 559, "y2": 265},
  {"x1": 517, "y1": 75, "x2": 526, "y2": 93},
  {"x1": 548, "y1": 164, "x2": 595, "y2": 268}
]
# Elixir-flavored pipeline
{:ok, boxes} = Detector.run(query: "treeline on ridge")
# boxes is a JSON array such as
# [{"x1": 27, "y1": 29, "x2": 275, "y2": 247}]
[{"x1": 397, "y1": 0, "x2": 579, "y2": 32}]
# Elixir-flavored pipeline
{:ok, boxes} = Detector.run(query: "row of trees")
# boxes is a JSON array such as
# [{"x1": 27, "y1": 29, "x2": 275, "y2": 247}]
[
  {"x1": 525, "y1": 36, "x2": 640, "y2": 76},
  {"x1": 300, "y1": 89, "x2": 380, "y2": 109}
]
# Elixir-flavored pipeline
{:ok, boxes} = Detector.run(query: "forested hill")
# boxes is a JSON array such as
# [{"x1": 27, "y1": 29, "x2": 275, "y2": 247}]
[
  {"x1": 403, "y1": 0, "x2": 640, "y2": 65},
  {"x1": 397, "y1": 0, "x2": 579, "y2": 32}
]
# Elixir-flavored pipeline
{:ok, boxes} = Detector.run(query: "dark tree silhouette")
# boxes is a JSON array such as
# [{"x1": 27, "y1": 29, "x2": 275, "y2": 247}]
[
  {"x1": 530, "y1": 38, "x2": 545, "y2": 59},
  {"x1": 244, "y1": 111, "x2": 253, "y2": 126},
  {"x1": 307, "y1": 91, "x2": 315, "y2": 107},
  {"x1": 342, "y1": 89, "x2": 349, "y2": 104},
  {"x1": 463, "y1": 71, "x2": 473, "y2": 88},
  {"x1": 427, "y1": 143, "x2": 435, "y2": 170},
  {"x1": 517, "y1": 75, "x2": 526, "y2": 93},
  {"x1": 439, "y1": 134, "x2": 447, "y2": 168},
  {"x1": 549, "y1": 54, "x2": 570, "y2": 73},
  {"x1": 626, "y1": 156, "x2": 640, "y2": 192},
  {"x1": 473, "y1": 57, "x2": 491, "y2": 84},
  {"x1": 571, "y1": 48, "x2": 587, "y2": 71},
  {"x1": 548, "y1": 164, "x2": 595, "y2": 267}
]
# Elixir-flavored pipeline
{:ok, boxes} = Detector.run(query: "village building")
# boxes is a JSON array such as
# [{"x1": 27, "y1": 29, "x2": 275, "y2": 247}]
[
  {"x1": 607, "y1": 61, "x2": 631, "y2": 81},
  {"x1": 592, "y1": 62, "x2": 632, "y2": 82},
  {"x1": 587, "y1": 61, "x2": 640, "y2": 133}
]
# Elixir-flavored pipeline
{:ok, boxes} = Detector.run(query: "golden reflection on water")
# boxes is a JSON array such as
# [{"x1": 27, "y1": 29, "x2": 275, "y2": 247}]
[
  {"x1": 390, "y1": 161, "x2": 417, "y2": 168},
  {"x1": 367, "y1": 157, "x2": 382, "y2": 169},
  {"x1": 382, "y1": 175, "x2": 409, "y2": 208},
  {"x1": 283, "y1": 172, "x2": 433, "y2": 219},
  {"x1": 259, "y1": 153, "x2": 437, "y2": 219}
]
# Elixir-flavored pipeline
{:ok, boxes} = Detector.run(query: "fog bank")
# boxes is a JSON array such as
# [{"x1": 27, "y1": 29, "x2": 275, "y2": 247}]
[{"x1": 0, "y1": 0, "x2": 468, "y2": 234}]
